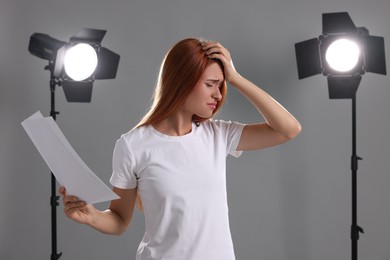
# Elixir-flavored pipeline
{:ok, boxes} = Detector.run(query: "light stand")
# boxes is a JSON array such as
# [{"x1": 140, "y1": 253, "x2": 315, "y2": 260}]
[
  {"x1": 28, "y1": 28, "x2": 120, "y2": 260},
  {"x1": 295, "y1": 12, "x2": 386, "y2": 260},
  {"x1": 48, "y1": 62, "x2": 61, "y2": 260},
  {"x1": 350, "y1": 94, "x2": 363, "y2": 260}
]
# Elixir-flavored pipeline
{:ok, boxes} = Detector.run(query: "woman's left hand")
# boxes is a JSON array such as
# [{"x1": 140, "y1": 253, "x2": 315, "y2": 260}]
[{"x1": 201, "y1": 41, "x2": 241, "y2": 84}]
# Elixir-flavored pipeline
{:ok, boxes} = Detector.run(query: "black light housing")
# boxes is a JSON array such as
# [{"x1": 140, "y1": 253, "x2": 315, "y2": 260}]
[
  {"x1": 28, "y1": 28, "x2": 120, "y2": 102},
  {"x1": 295, "y1": 12, "x2": 386, "y2": 99},
  {"x1": 28, "y1": 33, "x2": 66, "y2": 61}
]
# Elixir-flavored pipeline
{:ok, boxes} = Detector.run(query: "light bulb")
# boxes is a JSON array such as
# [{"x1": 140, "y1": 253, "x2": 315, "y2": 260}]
[
  {"x1": 325, "y1": 39, "x2": 360, "y2": 72},
  {"x1": 64, "y1": 43, "x2": 98, "y2": 81}
]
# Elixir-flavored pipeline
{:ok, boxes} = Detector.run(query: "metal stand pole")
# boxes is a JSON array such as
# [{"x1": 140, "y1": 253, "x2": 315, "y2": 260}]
[
  {"x1": 351, "y1": 94, "x2": 364, "y2": 260},
  {"x1": 46, "y1": 63, "x2": 62, "y2": 260}
]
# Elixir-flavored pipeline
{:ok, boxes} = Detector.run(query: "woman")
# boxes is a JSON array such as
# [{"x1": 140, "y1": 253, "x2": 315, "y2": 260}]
[{"x1": 60, "y1": 38, "x2": 301, "y2": 259}]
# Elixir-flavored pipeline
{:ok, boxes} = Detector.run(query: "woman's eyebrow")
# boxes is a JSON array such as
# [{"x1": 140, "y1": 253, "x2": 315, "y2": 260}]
[{"x1": 205, "y1": 78, "x2": 222, "y2": 83}]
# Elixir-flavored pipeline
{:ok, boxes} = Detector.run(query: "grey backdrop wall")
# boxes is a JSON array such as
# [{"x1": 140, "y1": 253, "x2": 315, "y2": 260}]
[{"x1": 1, "y1": 0, "x2": 389, "y2": 259}]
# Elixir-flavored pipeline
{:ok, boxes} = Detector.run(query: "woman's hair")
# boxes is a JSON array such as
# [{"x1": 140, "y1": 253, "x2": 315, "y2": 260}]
[
  {"x1": 136, "y1": 38, "x2": 227, "y2": 128},
  {"x1": 134, "y1": 38, "x2": 227, "y2": 210}
]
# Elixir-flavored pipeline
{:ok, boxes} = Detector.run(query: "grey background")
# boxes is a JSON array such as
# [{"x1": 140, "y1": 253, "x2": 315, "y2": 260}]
[{"x1": 1, "y1": 0, "x2": 389, "y2": 259}]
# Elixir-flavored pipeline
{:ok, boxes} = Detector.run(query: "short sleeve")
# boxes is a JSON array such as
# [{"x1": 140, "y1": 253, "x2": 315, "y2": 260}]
[
  {"x1": 212, "y1": 120, "x2": 245, "y2": 158},
  {"x1": 110, "y1": 136, "x2": 138, "y2": 189}
]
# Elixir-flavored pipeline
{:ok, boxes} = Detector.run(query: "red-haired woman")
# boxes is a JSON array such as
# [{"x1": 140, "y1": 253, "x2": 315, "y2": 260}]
[{"x1": 60, "y1": 38, "x2": 301, "y2": 260}]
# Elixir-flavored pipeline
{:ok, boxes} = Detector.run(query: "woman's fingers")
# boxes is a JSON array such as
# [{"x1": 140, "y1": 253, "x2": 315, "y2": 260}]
[
  {"x1": 201, "y1": 41, "x2": 239, "y2": 83},
  {"x1": 64, "y1": 201, "x2": 86, "y2": 214},
  {"x1": 58, "y1": 186, "x2": 92, "y2": 224},
  {"x1": 59, "y1": 186, "x2": 86, "y2": 210},
  {"x1": 58, "y1": 186, "x2": 66, "y2": 196},
  {"x1": 202, "y1": 42, "x2": 229, "y2": 58}
]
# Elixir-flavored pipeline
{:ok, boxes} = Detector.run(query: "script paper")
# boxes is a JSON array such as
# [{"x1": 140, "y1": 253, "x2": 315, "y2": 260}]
[{"x1": 21, "y1": 111, "x2": 120, "y2": 204}]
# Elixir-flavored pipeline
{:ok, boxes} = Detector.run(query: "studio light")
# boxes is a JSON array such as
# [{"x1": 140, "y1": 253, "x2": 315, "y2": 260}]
[
  {"x1": 63, "y1": 43, "x2": 98, "y2": 81},
  {"x1": 325, "y1": 39, "x2": 360, "y2": 72},
  {"x1": 294, "y1": 12, "x2": 386, "y2": 260},
  {"x1": 28, "y1": 28, "x2": 120, "y2": 260},
  {"x1": 295, "y1": 12, "x2": 386, "y2": 99},
  {"x1": 28, "y1": 28, "x2": 120, "y2": 102}
]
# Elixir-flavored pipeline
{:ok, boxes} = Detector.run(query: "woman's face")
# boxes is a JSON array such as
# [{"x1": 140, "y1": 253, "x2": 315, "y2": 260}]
[{"x1": 182, "y1": 62, "x2": 224, "y2": 119}]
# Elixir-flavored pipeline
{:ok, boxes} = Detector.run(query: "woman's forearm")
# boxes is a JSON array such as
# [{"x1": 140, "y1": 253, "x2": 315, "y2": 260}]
[
  {"x1": 88, "y1": 208, "x2": 129, "y2": 235},
  {"x1": 230, "y1": 74, "x2": 302, "y2": 139},
  {"x1": 60, "y1": 186, "x2": 133, "y2": 236}
]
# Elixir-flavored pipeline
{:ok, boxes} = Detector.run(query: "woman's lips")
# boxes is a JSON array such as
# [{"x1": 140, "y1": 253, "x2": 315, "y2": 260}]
[{"x1": 207, "y1": 103, "x2": 217, "y2": 110}]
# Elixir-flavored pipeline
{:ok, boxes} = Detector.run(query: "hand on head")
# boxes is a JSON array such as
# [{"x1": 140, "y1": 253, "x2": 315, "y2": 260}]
[{"x1": 201, "y1": 41, "x2": 240, "y2": 84}]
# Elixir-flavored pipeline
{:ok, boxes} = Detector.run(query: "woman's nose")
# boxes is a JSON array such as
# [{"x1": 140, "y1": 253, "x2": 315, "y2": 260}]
[{"x1": 212, "y1": 87, "x2": 222, "y2": 101}]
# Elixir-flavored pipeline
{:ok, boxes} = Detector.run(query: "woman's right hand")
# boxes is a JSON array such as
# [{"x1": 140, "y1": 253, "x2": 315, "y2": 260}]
[{"x1": 59, "y1": 186, "x2": 96, "y2": 225}]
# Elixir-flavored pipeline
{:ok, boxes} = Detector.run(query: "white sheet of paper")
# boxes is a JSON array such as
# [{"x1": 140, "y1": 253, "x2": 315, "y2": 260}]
[{"x1": 21, "y1": 111, "x2": 120, "y2": 204}]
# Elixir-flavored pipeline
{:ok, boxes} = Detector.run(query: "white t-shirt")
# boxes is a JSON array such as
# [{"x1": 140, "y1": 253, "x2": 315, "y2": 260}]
[{"x1": 110, "y1": 119, "x2": 245, "y2": 260}]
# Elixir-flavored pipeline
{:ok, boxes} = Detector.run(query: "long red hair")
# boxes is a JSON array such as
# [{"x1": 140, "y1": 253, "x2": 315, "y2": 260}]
[
  {"x1": 136, "y1": 38, "x2": 227, "y2": 128},
  {"x1": 134, "y1": 38, "x2": 227, "y2": 210}
]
